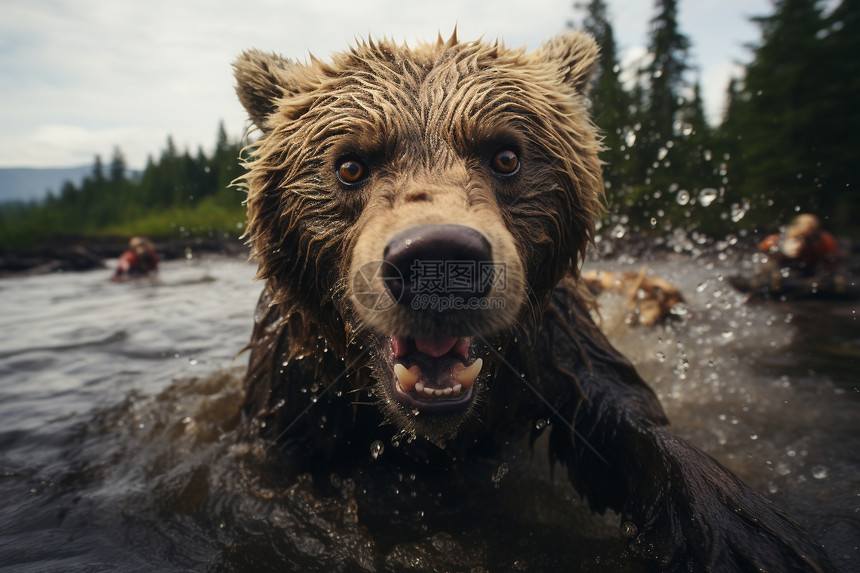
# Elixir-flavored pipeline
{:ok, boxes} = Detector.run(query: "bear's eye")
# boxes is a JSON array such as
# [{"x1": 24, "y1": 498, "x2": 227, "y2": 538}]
[
  {"x1": 490, "y1": 150, "x2": 519, "y2": 176},
  {"x1": 336, "y1": 159, "x2": 368, "y2": 185}
]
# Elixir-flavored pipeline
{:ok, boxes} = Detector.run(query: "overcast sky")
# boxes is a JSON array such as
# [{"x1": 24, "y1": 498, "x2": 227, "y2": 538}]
[{"x1": 0, "y1": 0, "x2": 773, "y2": 170}]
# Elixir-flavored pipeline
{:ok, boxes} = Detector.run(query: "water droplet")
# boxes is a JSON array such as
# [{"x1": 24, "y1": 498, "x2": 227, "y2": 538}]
[
  {"x1": 676, "y1": 190, "x2": 690, "y2": 206},
  {"x1": 624, "y1": 130, "x2": 636, "y2": 147},
  {"x1": 491, "y1": 463, "x2": 509, "y2": 485},
  {"x1": 811, "y1": 465, "x2": 828, "y2": 479},
  {"x1": 721, "y1": 330, "x2": 734, "y2": 339},
  {"x1": 189, "y1": 357, "x2": 198, "y2": 365},
  {"x1": 370, "y1": 440, "x2": 384, "y2": 460},
  {"x1": 657, "y1": 147, "x2": 668, "y2": 160},
  {"x1": 535, "y1": 419, "x2": 547, "y2": 430},
  {"x1": 730, "y1": 202, "x2": 747, "y2": 222},
  {"x1": 698, "y1": 188, "x2": 718, "y2": 207},
  {"x1": 620, "y1": 521, "x2": 638, "y2": 538}
]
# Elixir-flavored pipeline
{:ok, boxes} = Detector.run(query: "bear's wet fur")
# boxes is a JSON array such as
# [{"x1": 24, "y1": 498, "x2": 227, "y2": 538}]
[{"x1": 234, "y1": 32, "x2": 834, "y2": 571}]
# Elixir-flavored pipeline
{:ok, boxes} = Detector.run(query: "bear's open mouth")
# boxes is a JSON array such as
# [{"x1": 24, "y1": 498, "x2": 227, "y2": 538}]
[{"x1": 388, "y1": 335, "x2": 482, "y2": 412}]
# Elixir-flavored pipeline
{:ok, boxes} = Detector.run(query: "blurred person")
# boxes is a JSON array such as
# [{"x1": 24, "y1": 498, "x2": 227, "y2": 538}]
[
  {"x1": 759, "y1": 213, "x2": 839, "y2": 276},
  {"x1": 111, "y1": 236, "x2": 159, "y2": 281}
]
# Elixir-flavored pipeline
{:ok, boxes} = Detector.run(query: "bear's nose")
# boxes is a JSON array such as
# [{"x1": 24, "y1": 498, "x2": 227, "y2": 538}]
[{"x1": 382, "y1": 224, "x2": 493, "y2": 307}]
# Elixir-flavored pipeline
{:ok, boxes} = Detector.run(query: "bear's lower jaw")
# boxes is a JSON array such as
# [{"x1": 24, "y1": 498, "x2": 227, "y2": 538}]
[{"x1": 386, "y1": 335, "x2": 482, "y2": 413}]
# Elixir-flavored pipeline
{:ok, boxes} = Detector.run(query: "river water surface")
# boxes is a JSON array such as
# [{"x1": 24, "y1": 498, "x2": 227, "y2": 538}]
[{"x1": 0, "y1": 251, "x2": 857, "y2": 572}]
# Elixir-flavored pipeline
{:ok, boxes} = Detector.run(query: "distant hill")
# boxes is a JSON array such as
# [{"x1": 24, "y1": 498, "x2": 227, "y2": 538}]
[{"x1": 0, "y1": 166, "x2": 92, "y2": 204}]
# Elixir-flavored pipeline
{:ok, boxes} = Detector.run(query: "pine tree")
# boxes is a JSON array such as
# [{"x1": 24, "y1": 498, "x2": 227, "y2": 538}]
[
  {"x1": 715, "y1": 77, "x2": 745, "y2": 214},
  {"x1": 645, "y1": 0, "x2": 690, "y2": 145},
  {"x1": 819, "y1": 0, "x2": 860, "y2": 232},
  {"x1": 109, "y1": 146, "x2": 127, "y2": 183},
  {"x1": 575, "y1": 0, "x2": 633, "y2": 202},
  {"x1": 91, "y1": 155, "x2": 106, "y2": 183},
  {"x1": 734, "y1": 0, "x2": 830, "y2": 228},
  {"x1": 633, "y1": 0, "x2": 695, "y2": 229}
]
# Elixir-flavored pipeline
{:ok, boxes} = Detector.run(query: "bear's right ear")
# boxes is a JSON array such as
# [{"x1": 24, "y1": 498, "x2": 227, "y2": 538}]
[
  {"x1": 537, "y1": 31, "x2": 600, "y2": 94},
  {"x1": 233, "y1": 49, "x2": 305, "y2": 132}
]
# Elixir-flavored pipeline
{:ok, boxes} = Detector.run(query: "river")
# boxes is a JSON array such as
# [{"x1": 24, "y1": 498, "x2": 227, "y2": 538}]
[{"x1": 0, "y1": 250, "x2": 857, "y2": 572}]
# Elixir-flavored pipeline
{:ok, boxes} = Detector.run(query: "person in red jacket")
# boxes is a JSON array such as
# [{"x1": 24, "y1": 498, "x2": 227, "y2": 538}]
[
  {"x1": 759, "y1": 214, "x2": 839, "y2": 276},
  {"x1": 111, "y1": 236, "x2": 159, "y2": 281}
]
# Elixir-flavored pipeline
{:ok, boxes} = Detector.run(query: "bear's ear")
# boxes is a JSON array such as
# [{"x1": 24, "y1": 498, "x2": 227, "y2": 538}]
[
  {"x1": 537, "y1": 31, "x2": 600, "y2": 94},
  {"x1": 233, "y1": 49, "x2": 306, "y2": 132}
]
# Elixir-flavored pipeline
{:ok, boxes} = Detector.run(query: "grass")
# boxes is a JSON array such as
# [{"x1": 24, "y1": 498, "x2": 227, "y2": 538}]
[
  {"x1": 0, "y1": 196, "x2": 248, "y2": 248},
  {"x1": 96, "y1": 198, "x2": 247, "y2": 240}
]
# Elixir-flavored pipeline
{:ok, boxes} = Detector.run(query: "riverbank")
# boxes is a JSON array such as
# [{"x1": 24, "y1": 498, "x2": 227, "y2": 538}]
[
  {"x1": 4, "y1": 228, "x2": 857, "y2": 279},
  {"x1": 0, "y1": 234, "x2": 249, "y2": 277}
]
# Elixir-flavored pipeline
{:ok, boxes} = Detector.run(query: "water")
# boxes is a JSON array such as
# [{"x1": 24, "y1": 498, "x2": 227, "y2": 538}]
[{"x1": 0, "y1": 253, "x2": 857, "y2": 571}]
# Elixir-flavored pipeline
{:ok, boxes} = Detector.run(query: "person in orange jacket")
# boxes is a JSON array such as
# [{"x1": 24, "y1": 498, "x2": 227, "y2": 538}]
[
  {"x1": 111, "y1": 236, "x2": 159, "y2": 281},
  {"x1": 759, "y1": 214, "x2": 839, "y2": 276}
]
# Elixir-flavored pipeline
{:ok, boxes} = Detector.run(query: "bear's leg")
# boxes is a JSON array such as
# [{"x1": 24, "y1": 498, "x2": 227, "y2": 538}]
[{"x1": 541, "y1": 288, "x2": 834, "y2": 572}]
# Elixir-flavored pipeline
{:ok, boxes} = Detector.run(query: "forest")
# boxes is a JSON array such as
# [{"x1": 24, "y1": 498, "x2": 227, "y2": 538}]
[
  {"x1": 0, "y1": 123, "x2": 247, "y2": 247},
  {"x1": 1, "y1": 0, "x2": 857, "y2": 248},
  {"x1": 576, "y1": 0, "x2": 858, "y2": 240}
]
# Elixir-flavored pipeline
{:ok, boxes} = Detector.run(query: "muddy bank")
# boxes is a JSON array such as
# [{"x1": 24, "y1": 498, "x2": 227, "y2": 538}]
[
  {"x1": 4, "y1": 229, "x2": 857, "y2": 279},
  {"x1": 0, "y1": 235, "x2": 249, "y2": 277}
]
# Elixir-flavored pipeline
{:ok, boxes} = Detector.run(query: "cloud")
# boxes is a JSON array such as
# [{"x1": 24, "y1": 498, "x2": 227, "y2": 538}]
[
  {"x1": 0, "y1": 0, "x2": 772, "y2": 168},
  {"x1": 0, "y1": 124, "x2": 167, "y2": 167}
]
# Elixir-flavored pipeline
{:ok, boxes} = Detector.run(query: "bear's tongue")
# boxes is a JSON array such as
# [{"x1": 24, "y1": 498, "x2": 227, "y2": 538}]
[{"x1": 413, "y1": 335, "x2": 460, "y2": 358}]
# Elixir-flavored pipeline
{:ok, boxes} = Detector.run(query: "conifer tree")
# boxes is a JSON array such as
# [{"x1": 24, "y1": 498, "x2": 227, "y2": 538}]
[
  {"x1": 109, "y1": 147, "x2": 127, "y2": 183},
  {"x1": 575, "y1": 0, "x2": 633, "y2": 200},
  {"x1": 819, "y1": 0, "x2": 860, "y2": 232},
  {"x1": 734, "y1": 0, "x2": 829, "y2": 227},
  {"x1": 635, "y1": 0, "x2": 695, "y2": 227},
  {"x1": 645, "y1": 0, "x2": 690, "y2": 146}
]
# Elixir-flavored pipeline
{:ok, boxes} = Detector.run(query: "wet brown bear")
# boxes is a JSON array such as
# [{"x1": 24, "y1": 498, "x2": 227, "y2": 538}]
[{"x1": 233, "y1": 32, "x2": 833, "y2": 571}]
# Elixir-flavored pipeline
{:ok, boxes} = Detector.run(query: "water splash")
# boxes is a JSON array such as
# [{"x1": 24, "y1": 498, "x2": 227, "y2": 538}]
[
  {"x1": 730, "y1": 202, "x2": 749, "y2": 222},
  {"x1": 698, "y1": 188, "x2": 718, "y2": 207},
  {"x1": 624, "y1": 130, "x2": 637, "y2": 147},
  {"x1": 491, "y1": 463, "x2": 509, "y2": 486}
]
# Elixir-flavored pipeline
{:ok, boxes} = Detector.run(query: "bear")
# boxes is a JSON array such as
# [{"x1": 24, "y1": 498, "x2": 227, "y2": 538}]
[{"x1": 232, "y1": 31, "x2": 834, "y2": 571}]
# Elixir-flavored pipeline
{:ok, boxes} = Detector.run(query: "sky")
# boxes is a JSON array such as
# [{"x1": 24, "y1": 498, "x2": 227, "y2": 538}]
[{"x1": 0, "y1": 0, "x2": 774, "y2": 170}]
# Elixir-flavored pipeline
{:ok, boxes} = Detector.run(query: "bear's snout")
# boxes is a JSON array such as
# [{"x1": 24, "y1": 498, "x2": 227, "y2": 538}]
[{"x1": 382, "y1": 224, "x2": 493, "y2": 307}]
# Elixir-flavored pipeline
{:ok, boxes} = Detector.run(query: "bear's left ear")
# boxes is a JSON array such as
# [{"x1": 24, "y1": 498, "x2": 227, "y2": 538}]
[
  {"x1": 537, "y1": 31, "x2": 600, "y2": 94},
  {"x1": 233, "y1": 49, "x2": 310, "y2": 132}
]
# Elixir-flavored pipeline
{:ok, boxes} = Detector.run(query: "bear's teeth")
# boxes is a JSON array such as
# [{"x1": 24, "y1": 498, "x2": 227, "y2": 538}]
[
  {"x1": 394, "y1": 363, "x2": 419, "y2": 391},
  {"x1": 453, "y1": 358, "x2": 482, "y2": 389}
]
